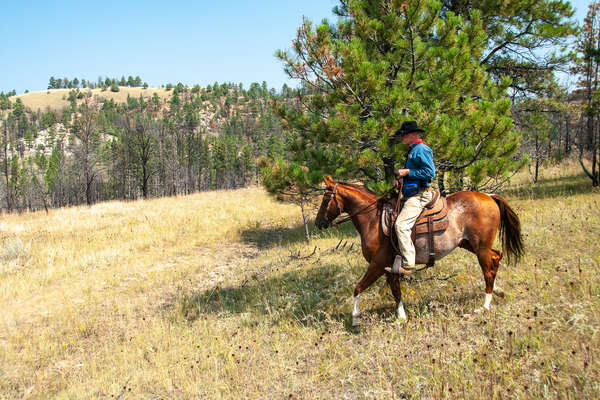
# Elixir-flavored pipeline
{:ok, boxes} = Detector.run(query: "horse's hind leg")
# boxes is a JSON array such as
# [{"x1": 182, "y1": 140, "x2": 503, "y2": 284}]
[
  {"x1": 386, "y1": 272, "x2": 407, "y2": 321},
  {"x1": 462, "y1": 240, "x2": 504, "y2": 307},
  {"x1": 477, "y1": 248, "x2": 501, "y2": 311},
  {"x1": 491, "y1": 248, "x2": 505, "y2": 297}
]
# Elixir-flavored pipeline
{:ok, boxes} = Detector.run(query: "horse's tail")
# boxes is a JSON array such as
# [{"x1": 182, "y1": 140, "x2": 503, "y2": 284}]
[{"x1": 490, "y1": 194, "x2": 524, "y2": 264}]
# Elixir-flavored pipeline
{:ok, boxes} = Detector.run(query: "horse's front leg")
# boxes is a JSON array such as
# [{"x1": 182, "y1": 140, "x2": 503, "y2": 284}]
[
  {"x1": 352, "y1": 253, "x2": 389, "y2": 327},
  {"x1": 386, "y1": 272, "x2": 407, "y2": 321}
]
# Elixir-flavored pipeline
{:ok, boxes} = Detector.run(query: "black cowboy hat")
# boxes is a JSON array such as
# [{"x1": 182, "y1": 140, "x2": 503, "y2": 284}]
[{"x1": 394, "y1": 121, "x2": 425, "y2": 137}]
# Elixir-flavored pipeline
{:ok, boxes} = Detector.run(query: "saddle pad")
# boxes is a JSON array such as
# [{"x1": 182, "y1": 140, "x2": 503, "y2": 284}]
[{"x1": 415, "y1": 196, "x2": 447, "y2": 226}]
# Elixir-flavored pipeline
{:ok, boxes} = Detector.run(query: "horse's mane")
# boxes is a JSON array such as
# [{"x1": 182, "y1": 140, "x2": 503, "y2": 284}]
[{"x1": 336, "y1": 180, "x2": 378, "y2": 197}]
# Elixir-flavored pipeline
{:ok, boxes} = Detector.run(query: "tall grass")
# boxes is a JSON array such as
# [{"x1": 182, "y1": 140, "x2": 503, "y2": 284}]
[{"x1": 0, "y1": 165, "x2": 598, "y2": 399}]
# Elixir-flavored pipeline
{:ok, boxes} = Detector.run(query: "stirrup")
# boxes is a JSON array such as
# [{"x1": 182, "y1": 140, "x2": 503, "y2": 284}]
[{"x1": 385, "y1": 256, "x2": 415, "y2": 275}]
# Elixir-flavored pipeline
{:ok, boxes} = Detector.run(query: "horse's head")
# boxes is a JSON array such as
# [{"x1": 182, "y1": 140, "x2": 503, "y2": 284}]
[{"x1": 315, "y1": 176, "x2": 346, "y2": 229}]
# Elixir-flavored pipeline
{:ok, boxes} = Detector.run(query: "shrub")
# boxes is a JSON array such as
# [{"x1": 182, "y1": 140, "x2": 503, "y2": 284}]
[{"x1": 2, "y1": 238, "x2": 30, "y2": 261}]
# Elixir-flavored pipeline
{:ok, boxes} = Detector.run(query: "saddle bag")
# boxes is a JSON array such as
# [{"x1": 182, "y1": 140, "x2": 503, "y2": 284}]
[{"x1": 402, "y1": 180, "x2": 421, "y2": 198}]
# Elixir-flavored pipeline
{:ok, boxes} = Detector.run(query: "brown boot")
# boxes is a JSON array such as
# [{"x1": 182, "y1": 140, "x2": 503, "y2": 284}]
[{"x1": 385, "y1": 255, "x2": 415, "y2": 275}]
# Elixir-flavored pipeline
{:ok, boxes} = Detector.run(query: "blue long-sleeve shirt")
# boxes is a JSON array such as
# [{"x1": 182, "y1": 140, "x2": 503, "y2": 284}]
[{"x1": 404, "y1": 142, "x2": 435, "y2": 186}]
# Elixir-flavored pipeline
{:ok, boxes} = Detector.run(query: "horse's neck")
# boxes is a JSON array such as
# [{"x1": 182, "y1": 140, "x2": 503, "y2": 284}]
[{"x1": 339, "y1": 186, "x2": 378, "y2": 236}]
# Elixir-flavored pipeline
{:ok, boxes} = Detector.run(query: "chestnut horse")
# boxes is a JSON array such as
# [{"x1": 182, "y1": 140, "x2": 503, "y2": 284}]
[{"x1": 315, "y1": 176, "x2": 523, "y2": 325}]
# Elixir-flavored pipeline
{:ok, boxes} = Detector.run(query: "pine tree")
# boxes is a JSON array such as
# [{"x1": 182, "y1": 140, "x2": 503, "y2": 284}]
[
  {"x1": 572, "y1": 2, "x2": 600, "y2": 186},
  {"x1": 265, "y1": 0, "x2": 523, "y2": 196},
  {"x1": 71, "y1": 95, "x2": 102, "y2": 205},
  {"x1": 122, "y1": 114, "x2": 158, "y2": 198},
  {"x1": 8, "y1": 155, "x2": 19, "y2": 210},
  {"x1": 1, "y1": 116, "x2": 13, "y2": 211},
  {"x1": 437, "y1": 0, "x2": 576, "y2": 98}
]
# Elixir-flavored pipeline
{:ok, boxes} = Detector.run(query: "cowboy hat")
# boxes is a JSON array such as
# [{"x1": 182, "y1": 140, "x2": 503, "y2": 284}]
[{"x1": 394, "y1": 120, "x2": 425, "y2": 137}]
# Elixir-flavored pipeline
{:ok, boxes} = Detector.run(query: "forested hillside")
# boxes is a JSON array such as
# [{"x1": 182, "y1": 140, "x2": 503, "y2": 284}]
[
  {"x1": 1, "y1": 0, "x2": 600, "y2": 214},
  {"x1": 0, "y1": 81, "x2": 297, "y2": 212}
]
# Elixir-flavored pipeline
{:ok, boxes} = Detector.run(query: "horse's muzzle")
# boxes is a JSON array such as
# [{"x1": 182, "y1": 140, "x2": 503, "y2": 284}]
[{"x1": 315, "y1": 218, "x2": 330, "y2": 230}]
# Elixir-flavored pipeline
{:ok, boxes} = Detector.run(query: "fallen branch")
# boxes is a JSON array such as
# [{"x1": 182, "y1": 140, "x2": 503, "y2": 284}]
[
  {"x1": 402, "y1": 273, "x2": 457, "y2": 283},
  {"x1": 289, "y1": 246, "x2": 317, "y2": 260},
  {"x1": 114, "y1": 376, "x2": 132, "y2": 400}
]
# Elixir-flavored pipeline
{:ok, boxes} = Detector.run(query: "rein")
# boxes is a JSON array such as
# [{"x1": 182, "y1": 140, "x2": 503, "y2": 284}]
[{"x1": 327, "y1": 184, "x2": 390, "y2": 227}]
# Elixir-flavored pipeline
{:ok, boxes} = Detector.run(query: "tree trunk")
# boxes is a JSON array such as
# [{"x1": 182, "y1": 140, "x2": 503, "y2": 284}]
[
  {"x1": 587, "y1": 110, "x2": 594, "y2": 151},
  {"x1": 300, "y1": 199, "x2": 310, "y2": 243},
  {"x1": 565, "y1": 115, "x2": 570, "y2": 156},
  {"x1": 534, "y1": 134, "x2": 540, "y2": 184},
  {"x1": 579, "y1": 145, "x2": 598, "y2": 186},
  {"x1": 593, "y1": 128, "x2": 599, "y2": 187},
  {"x1": 437, "y1": 172, "x2": 446, "y2": 195},
  {"x1": 86, "y1": 178, "x2": 93, "y2": 205},
  {"x1": 42, "y1": 195, "x2": 49, "y2": 214},
  {"x1": 382, "y1": 155, "x2": 395, "y2": 182},
  {"x1": 142, "y1": 162, "x2": 149, "y2": 199},
  {"x1": 2, "y1": 120, "x2": 12, "y2": 212}
]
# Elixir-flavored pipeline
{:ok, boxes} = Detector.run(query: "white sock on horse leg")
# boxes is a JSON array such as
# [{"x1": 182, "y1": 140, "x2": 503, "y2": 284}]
[
  {"x1": 352, "y1": 294, "x2": 361, "y2": 318},
  {"x1": 484, "y1": 293, "x2": 492, "y2": 310},
  {"x1": 397, "y1": 300, "x2": 407, "y2": 320}
]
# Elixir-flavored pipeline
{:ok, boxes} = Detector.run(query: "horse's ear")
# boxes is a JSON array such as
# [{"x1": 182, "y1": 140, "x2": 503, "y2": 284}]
[{"x1": 323, "y1": 175, "x2": 333, "y2": 186}]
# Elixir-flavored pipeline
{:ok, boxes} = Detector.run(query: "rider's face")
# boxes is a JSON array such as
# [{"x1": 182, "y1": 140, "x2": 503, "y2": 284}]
[{"x1": 401, "y1": 132, "x2": 419, "y2": 146}]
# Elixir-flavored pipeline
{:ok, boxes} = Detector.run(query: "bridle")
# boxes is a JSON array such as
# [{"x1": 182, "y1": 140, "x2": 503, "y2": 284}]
[
  {"x1": 325, "y1": 183, "x2": 341, "y2": 215},
  {"x1": 324, "y1": 183, "x2": 384, "y2": 227}
]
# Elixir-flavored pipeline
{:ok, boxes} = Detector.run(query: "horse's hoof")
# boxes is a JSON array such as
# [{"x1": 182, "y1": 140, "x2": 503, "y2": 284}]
[
  {"x1": 493, "y1": 288, "x2": 505, "y2": 298},
  {"x1": 352, "y1": 317, "x2": 361, "y2": 328},
  {"x1": 474, "y1": 307, "x2": 490, "y2": 314},
  {"x1": 397, "y1": 316, "x2": 408, "y2": 324}
]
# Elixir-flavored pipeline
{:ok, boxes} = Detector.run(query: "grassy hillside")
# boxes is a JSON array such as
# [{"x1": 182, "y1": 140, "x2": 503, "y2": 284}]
[
  {"x1": 0, "y1": 164, "x2": 598, "y2": 399},
  {"x1": 13, "y1": 87, "x2": 173, "y2": 111}
]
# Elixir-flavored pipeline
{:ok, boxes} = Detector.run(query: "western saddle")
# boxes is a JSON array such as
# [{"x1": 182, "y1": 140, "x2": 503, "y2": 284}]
[{"x1": 381, "y1": 191, "x2": 449, "y2": 267}]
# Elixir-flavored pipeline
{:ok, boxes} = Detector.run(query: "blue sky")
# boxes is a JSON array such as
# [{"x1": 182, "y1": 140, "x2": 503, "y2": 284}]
[{"x1": 0, "y1": 0, "x2": 593, "y2": 94}]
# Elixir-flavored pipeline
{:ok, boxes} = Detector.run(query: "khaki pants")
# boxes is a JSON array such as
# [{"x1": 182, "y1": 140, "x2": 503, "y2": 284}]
[{"x1": 394, "y1": 190, "x2": 434, "y2": 266}]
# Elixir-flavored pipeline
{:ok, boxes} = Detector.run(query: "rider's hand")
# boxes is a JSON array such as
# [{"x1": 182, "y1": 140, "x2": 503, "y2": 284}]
[{"x1": 395, "y1": 169, "x2": 410, "y2": 177}]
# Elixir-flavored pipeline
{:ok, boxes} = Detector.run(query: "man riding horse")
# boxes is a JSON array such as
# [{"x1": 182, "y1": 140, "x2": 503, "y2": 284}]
[
  {"x1": 316, "y1": 120, "x2": 523, "y2": 323},
  {"x1": 385, "y1": 121, "x2": 436, "y2": 276}
]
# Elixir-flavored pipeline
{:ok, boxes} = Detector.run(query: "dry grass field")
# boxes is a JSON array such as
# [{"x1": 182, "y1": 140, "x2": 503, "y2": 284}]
[
  {"x1": 0, "y1": 163, "x2": 598, "y2": 399},
  {"x1": 13, "y1": 87, "x2": 172, "y2": 111}
]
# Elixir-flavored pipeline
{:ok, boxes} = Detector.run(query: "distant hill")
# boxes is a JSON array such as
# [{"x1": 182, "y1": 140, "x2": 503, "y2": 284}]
[
  {"x1": 13, "y1": 87, "x2": 173, "y2": 111},
  {"x1": 0, "y1": 81, "x2": 291, "y2": 212}
]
